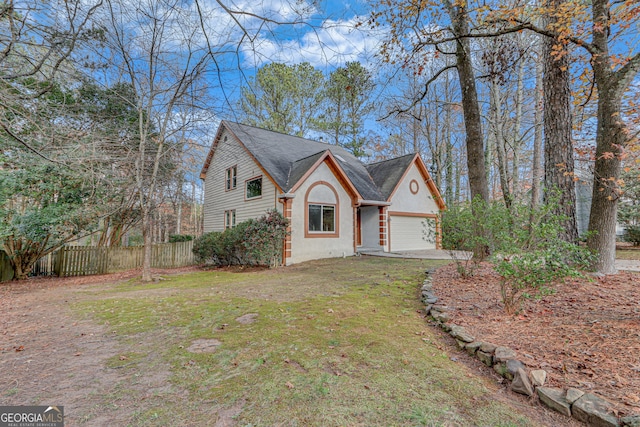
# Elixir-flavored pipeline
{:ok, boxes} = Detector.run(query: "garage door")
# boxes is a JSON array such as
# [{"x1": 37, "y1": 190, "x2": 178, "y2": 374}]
[{"x1": 390, "y1": 215, "x2": 435, "y2": 251}]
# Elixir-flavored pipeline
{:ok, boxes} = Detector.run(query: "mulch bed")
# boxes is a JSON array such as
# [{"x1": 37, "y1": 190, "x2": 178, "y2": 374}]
[{"x1": 432, "y1": 263, "x2": 640, "y2": 418}]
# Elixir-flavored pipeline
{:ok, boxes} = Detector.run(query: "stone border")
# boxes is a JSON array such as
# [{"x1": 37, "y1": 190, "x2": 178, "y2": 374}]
[{"x1": 420, "y1": 269, "x2": 640, "y2": 427}]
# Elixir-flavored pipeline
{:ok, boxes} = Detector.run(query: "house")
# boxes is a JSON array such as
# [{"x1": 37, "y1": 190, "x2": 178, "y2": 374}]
[{"x1": 200, "y1": 121, "x2": 446, "y2": 265}]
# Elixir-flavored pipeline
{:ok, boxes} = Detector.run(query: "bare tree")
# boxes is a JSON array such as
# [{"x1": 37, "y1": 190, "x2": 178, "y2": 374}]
[
  {"x1": 0, "y1": 0, "x2": 103, "y2": 160},
  {"x1": 101, "y1": 0, "x2": 210, "y2": 281},
  {"x1": 442, "y1": 0, "x2": 490, "y2": 204},
  {"x1": 530, "y1": 35, "x2": 544, "y2": 214},
  {"x1": 373, "y1": 0, "x2": 490, "y2": 204}
]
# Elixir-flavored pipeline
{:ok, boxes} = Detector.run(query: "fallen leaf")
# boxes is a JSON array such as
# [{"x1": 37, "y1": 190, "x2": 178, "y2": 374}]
[
  {"x1": 626, "y1": 394, "x2": 640, "y2": 403},
  {"x1": 15, "y1": 346, "x2": 24, "y2": 352}
]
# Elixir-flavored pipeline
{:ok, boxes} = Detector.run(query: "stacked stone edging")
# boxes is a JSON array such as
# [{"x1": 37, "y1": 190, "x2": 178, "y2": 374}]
[{"x1": 421, "y1": 269, "x2": 640, "y2": 427}]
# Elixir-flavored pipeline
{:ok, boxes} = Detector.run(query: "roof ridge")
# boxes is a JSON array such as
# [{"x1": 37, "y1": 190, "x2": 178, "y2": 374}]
[
  {"x1": 367, "y1": 152, "x2": 416, "y2": 166},
  {"x1": 227, "y1": 120, "x2": 340, "y2": 150},
  {"x1": 291, "y1": 149, "x2": 329, "y2": 164}
]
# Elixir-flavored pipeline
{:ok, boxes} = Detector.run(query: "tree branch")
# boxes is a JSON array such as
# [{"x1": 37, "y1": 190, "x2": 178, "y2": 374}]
[
  {"x1": 0, "y1": 121, "x2": 63, "y2": 165},
  {"x1": 379, "y1": 64, "x2": 457, "y2": 120}
]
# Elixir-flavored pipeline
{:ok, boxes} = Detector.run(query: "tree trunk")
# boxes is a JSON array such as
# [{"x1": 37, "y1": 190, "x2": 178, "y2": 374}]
[
  {"x1": 455, "y1": 149, "x2": 461, "y2": 202},
  {"x1": 530, "y1": 37, "x2": 544, "y2": 214},
  {"x1": 542, "y1": 0, "x2": 578, "y2": 243},
  {"x1": 490, "y1": 75, "x2": 512, "y2": 209},
  {"x1": 512, "y1": 57, "x2": 525, "y2": 197},
  {"x1": 4, "y1": 236, "x2": 47, "y2": 280},
  {"x1": 445, "y1": 0, "x2": 489, "y2": 204},
  {"x1": 141, "y1": 211, "x2": 153, "y2": 282},
  {"x1": 586, "y1": 89, "x2": 623, "y2": 273},
  {"x1": 586, "y1": 0, "x2": 633, "y2": 274},
  {"x1": 176, "y1": 200, "x2": 182, "y2": 235},
  {"x1": 445, "y1": 111, "x2": 454, "y2": 204}
]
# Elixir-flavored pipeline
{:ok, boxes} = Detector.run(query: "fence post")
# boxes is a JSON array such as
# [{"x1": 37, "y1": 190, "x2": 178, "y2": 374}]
[
  {"x1": 54, "y1": 247, "x2": 65, "y2": 277},
  {"x1": 0, "y1": 250, "x2": 15, "y2": 282}
]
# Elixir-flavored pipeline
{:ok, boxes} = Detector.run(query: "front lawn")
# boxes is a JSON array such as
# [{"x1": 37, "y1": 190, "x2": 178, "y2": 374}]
[{"x1": 73, "y1": 257, "x2": 548, "y2": 426}]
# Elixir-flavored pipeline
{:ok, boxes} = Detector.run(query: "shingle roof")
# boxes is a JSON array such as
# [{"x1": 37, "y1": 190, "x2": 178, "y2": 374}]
[
  {"x1": 288, "y1": 151, "x2": 327, "y2": 190},
  {"x1": 365, "y1": 153, "x2": 416, "y2": 200},
  {"x1": 222, "y1": 121, "x2": 385, "y2": 201}
]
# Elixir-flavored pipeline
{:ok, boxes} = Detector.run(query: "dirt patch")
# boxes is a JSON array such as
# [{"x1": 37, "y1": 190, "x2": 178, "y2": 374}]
[
  {"x1": 214, "y1": 399, "x2": 246, "y2": 427},
  {"x1": 235, "y1": 313, "x2": 258, "y2": 324},
  {"x1": 0, "y1": 268, "x2": 195, "y2": 425},
  {"x1": 432, "y1": 263, "x2": 640, "y2": 417},
  {"x1": 187, "y1": 339, "x2": 222, "y2": 353}
]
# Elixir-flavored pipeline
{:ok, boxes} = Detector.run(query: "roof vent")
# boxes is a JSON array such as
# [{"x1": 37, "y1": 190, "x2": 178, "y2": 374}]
[{"x1": 335, "y1": 154, "x2": 346, "y2": 162}]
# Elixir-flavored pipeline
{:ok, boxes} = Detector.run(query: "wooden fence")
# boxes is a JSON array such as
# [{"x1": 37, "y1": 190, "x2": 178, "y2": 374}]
[
  {"x1": 0, "y1": 241, "x2": 195, "y2": 281},
  {"x1": 0, "y1": 250, "x2": 13, "y2": 282}
]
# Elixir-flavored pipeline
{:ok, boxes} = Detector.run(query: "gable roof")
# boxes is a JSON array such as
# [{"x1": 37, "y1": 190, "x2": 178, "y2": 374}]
[
  {"x1": 367, "y1": 153, "x2": 446, "y2": 210},
  {"x1": 202, "y1": 121, "x2": 384, "y2": 201},
  {"x1": 366, "y1": 153, "x2": 416, "y2": 200},
  {"x1": 200, "y1": 121, "x2": 445, "y2": 210}
]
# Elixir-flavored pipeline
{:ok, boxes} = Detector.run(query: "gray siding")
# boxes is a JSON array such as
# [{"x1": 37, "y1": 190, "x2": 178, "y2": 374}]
[{"x1": 203, "y1": 129, "x2": 280, "y2": 232}]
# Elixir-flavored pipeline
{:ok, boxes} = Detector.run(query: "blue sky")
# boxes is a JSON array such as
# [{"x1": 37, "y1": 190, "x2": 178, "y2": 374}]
[{"x1": 188, "y1": 0, "x2": 383, "y2": 80}]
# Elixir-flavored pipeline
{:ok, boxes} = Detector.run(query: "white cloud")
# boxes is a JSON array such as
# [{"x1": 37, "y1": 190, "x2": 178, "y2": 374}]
[
  {"x1": 241, "y1": 16, "x2": 384, "y2": 69},
  {"x1": 89, "y1": 0, "x2": 319, "y2": 56},
  {"x1": 187, "y1": 0, "x2": 318, "y2": 47}
]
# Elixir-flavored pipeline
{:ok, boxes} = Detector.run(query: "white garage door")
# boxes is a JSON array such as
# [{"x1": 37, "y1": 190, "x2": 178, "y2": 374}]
[{"x1": 390, "y1": 215, "x2": 435, "y2": 251}]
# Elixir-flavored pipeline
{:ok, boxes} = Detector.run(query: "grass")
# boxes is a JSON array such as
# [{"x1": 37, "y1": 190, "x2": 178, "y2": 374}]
[
  {"x1": 74, "y1": 257, "x2": 542, "y2": 426},
  {"x1": 616, "y1": 242, "x2": 640, "y2": 260},
  {"x1": 615, "y1": 249, "x2": 640, "y2": 260}
]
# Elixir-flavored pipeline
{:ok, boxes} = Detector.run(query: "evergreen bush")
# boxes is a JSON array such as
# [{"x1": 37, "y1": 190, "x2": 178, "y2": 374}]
[
  {"x1": 439, "y1": 198, "x2": 595, "y2": 313},
  {"x1": 192, "y1": 209, "x2": 289, "y2": 267},
  {"x1": 169, "y1": 234, "x2": 194, "y2": 243},
  {"x1": 623, "y1": 225, "x2": 640, "y2": 246}
]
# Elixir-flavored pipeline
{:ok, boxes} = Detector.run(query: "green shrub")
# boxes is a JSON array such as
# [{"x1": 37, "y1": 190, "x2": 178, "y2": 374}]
[
  {"x1": 128, "y1": 234, "x2": 143, "y2": 246},
  {"x1": 494, "y1": 240, "x2": 594, "y2": 314},
  {"x1": 169, "y1": 234, "x2": 194, "y2": 243},
  {"x1": 192, "y1": 231, "x2": 223, "y2": 264},
  {"x1": 623, "y1": 225, "x2": 640, "y2": 246},
  {"x1": 440, "y1": 197, "x2": 595, "y2": 312},
  {"x1": 243, "y1": 209, "x2": 290, "y2": 268},
  {"x1": 438, "y1": 197, "x2": 511, "y2": 276},
  {"x1": 192, "y1": 210, "x2": 289, "y2": 267}
]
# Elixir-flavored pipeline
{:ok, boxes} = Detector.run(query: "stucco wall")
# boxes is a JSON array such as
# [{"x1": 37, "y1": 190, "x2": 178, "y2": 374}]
[
  {"x1": 388, "y1": 163, "x2": 439, "y2": 215},
  {"x1": 202, "y1": 129, "x2": 279, "y2": 233},
  {"x1": 360, "y1": 206, "x2": 381, "y2": 249},
  {"x1": 288, "y1": 162, "x2": 355, "y2": 264}
]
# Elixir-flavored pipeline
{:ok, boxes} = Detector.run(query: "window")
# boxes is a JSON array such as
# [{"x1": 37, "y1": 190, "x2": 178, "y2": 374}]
[
  {"x1": 224, "y1": 209, "x2": 236, "y2": 229},
  {"x1": 308, "y1": 204, "x2": 335, "y2": 232},
  {"x1": 304, "y1": 181, "x2": 339, "y2": 238},
  {"x1": 409, "y1": 179, "x2": 419, "y2": 195},
  {"x1": 245, "y1": 176, "x2": 262, "y2": 199},
  {"x1": 225, "y1": 166, "x2": 237, "y2": 191}
]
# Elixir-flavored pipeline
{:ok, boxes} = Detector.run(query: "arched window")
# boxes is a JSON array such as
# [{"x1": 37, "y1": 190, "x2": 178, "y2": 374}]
[{"x1": 305, "y1": 181, "x2": 339, "y2": 238}]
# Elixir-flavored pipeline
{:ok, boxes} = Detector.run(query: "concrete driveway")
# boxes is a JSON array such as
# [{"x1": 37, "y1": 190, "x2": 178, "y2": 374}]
[
  {"x1": 358, "y1": 249, "x2": 469, "y2": 260},
  {"x1": 360, "y1": 249, "x2": 640, "y2": 272}
]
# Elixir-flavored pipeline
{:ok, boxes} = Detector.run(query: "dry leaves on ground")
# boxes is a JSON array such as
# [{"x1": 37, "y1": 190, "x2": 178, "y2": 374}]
[{"x1": 432, "y1": 263, "x2": 640, "y2": 418}]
